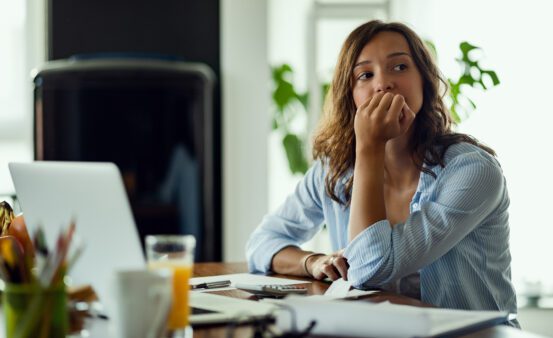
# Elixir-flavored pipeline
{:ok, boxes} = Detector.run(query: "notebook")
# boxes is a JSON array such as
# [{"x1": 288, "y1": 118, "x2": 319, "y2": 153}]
[{"x1": 8, "y1": 161, "x2": 275, "y2": 325}]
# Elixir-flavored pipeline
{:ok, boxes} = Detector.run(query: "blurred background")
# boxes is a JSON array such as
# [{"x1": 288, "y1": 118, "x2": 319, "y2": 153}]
[{"x1": 0, "y1": 0, "x2": 552, "y2": 335}]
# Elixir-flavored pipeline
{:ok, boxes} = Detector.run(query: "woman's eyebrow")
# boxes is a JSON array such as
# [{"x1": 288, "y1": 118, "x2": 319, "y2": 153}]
[{"x1": 353, "y1": 52, "x2": 411, "y2": 69}]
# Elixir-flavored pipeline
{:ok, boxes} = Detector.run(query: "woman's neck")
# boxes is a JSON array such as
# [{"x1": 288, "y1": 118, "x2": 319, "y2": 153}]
[{"x1": 384, "y1": 135, "x2": 420, "y2": 190}]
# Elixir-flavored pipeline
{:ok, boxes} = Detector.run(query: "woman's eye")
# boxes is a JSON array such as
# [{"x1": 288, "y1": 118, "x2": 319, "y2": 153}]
[
  {"x1": 393, "y1": 64, "x2": 407, "y2": 71},
  {"x1": 357, "y1": 71, "x2": 373, "y2": 80}
]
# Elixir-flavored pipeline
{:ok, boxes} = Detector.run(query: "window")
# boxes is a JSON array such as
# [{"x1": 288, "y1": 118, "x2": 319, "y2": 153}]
[{"x1": 0, "y1": 0, "x2": 43, "y2": 196}]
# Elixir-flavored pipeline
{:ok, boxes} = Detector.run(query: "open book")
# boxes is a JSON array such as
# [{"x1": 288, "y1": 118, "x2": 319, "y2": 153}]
[{"x1": 270, "y1": 296, "x2": 509, "y2": 338}]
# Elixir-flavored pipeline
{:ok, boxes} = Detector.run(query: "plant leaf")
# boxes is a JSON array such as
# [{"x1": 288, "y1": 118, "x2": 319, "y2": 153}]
[
  {"x1": 458, "y1": 74, "x2": 476, "y2": 87},
  {"x1": 478, "y1": 77, "x2": 488, "y2": 90},
  {"x1": 282, "y1": 133, "x2": 308, "y2": 174},
  {"x1": 272, "y1": 64, "x2": 292, "y2": 82},
  {"x1": 450, "y1": 105, "x2": 461, "y2": 124},
  {"x1": 467, "y1": 98, "x2": 477, "y2": 110},
  {"x1": 296, "y1": 92, "x2": 309, "y2": 111},
  {"x1": 481, "y1": 70, "x2": 500, "y2": 86},
  {"x1": 273, "y1": 81, "x2": 296, "y2": 113},
  {"x1": 460, "y1": 41, "x2": 479, "y2": 58},
  {"x1": 424, "y1": 39, "x2": 438, "y2": 61},
  {"x1": 321, "y1": 83, "x2": 330, "y2": 100}
]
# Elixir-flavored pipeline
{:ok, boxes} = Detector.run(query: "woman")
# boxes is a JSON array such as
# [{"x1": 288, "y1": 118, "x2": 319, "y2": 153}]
[{"x1": 246, "y1": 20, "x2": 517, "y2": 320}]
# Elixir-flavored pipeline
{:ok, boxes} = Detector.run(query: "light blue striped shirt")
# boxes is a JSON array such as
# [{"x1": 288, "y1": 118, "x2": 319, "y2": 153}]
[{"x1": 246, "y1": 143, "x2": 517, "y2": 319}]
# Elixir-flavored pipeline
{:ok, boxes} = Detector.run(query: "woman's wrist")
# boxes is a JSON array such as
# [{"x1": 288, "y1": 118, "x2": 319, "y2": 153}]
[
  {"x1": 356, "y1": 142, "x2": 385, "y2": 157},
  {"x1": 302, "y1": 252, "x2": 324, "y2": 278}
]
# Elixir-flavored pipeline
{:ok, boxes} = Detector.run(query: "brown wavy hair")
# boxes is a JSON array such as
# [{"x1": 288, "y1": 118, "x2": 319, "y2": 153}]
[{"x1": 312, "y1": 20, "x2": 495, "y2": 206}]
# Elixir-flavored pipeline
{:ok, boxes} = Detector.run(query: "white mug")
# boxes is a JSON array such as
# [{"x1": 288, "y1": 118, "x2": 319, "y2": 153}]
[{"x1": 111, "y1": 269, "x2": 173, "y2": 338}]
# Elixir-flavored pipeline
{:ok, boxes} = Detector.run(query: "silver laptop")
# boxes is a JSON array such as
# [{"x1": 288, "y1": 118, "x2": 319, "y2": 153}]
[
  {"x1": 9, "y1": 161, "x2": 274, "y2": 326},
  {"x1": 9, "y1": 161, "x2": 145, "y2": 314}
]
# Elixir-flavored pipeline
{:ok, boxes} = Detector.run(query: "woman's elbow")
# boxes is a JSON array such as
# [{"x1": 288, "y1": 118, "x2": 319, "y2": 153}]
[
  {"x1": 346, "y1": 258, "x2": 394, "y2": 289},
  {"x1": 348, "y1": 273, "x2": 368, "y2": 289},
  {"x1": 245, "y1": 233, "x2": 264, "y2": 272}
]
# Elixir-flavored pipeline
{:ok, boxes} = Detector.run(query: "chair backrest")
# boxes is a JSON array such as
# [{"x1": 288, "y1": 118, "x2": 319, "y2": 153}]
[{"x1": 33, "y1": 58, "x2": 220, "y2": 261}]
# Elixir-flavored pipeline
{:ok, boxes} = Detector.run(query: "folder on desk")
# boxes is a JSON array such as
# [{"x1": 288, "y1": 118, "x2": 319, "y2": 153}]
[
  {"x1": 189, "y1": 292, "x2": 278, "y2": 326},
  {"x1": 271, "y1": 296, "x2": 509, "y2": 338}
]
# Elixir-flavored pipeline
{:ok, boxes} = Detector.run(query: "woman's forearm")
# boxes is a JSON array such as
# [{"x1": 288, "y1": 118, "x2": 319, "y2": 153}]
[
  {"x1": 348, "y1": 145, "x2": 387, "y2": 242},
  {"x1": 271, "y1": 246, "x2": 319, "y2": 276}
]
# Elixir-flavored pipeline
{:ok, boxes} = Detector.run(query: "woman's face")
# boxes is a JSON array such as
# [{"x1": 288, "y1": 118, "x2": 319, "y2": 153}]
[{"x1": 352, "y1": 31, "x2": 423, "y2": 114}]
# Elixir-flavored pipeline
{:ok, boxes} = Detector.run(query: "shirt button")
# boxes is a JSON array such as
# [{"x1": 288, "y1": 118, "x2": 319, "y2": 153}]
[{"x1": 412, "y1": 203, "x2": 419, "y2": 209}]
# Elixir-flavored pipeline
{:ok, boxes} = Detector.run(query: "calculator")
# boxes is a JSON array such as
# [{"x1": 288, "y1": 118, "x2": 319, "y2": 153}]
[{"x1": 235, "y1": 283, "x2": 308, "y2": 297}]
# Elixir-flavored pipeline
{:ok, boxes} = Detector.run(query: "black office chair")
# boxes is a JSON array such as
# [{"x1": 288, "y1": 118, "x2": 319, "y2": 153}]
[{"x1": 33, "y1": 57, "x2": 218, "y2": 261}]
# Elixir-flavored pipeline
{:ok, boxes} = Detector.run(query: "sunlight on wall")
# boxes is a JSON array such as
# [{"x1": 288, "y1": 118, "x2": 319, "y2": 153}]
[
  {"x1": 0, "y1": 0, "x2": 26, "y2": 126},
  {"x1": 0, "y1": 0, "x2": 34, "y2": 195}
]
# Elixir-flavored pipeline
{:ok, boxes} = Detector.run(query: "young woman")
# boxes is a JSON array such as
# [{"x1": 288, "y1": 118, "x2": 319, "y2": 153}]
[{"x1": 246, "y1": 20, "x2": 517, "y2": 322}]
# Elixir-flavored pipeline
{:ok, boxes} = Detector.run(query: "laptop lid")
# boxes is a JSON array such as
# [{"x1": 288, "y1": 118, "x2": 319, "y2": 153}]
[{"x1": 8, "y1": 161, "x2": 145, "y2": 313}]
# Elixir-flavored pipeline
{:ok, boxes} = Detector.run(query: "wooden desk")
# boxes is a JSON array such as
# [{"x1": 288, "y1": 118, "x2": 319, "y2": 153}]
[{"x1": 192, "y1": 262, "x2": 546, "y2": 338}]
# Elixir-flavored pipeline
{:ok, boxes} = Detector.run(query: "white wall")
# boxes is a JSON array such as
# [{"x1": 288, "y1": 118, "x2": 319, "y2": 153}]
[
  {"x1": 221, "y1": 0, "x2": 270, "y2": 261},
  {"x1": 0, "y1": 0, "x2": 45, "y2": 196},
  {"x1": 24, "y1": 0, "x2": 46, "y2": 142},
  {"x1": 267, "y1": 0, "x2": 311, "y2": 212}
]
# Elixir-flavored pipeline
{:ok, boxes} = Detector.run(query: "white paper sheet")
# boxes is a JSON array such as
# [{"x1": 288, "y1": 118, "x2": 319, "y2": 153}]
[
  {"x1": 190, "y1": 273, "x2": 310, "y2": 292},
  {"x1": 269, "y1": 296, "x2": 508, "y2": 338},
  {"x1": 323, "y1": 278, "x2": 351, "y2": 297},
  {"x1": 322, "y1": 278, "x2": 380, "y2": 299},
  {"x1": 343, "y1": 288, "x2": 380, "y2": 298}
]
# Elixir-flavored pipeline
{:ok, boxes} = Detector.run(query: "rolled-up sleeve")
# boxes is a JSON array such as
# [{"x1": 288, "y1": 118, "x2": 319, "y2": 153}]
[
  {"x1": 344, "y1": 151, "x2": 505, "y2": 288},
  {"x1": 246, "y1": 160, "x2": 326, "y2": 274}
]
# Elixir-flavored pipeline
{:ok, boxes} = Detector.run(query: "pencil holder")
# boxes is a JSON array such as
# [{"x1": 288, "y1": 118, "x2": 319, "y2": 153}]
[{"x1": 3, "y1": 283, "x2": 68, "y2": 338}]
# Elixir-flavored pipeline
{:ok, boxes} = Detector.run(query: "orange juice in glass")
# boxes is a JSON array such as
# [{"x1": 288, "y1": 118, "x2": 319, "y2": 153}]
[{"x1": 146, "y1": 235, "x2": 195, "y2": 335}]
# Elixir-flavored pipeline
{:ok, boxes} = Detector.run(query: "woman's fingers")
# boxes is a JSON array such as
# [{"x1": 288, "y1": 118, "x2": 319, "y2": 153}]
[
  {"x1": 354, "y1": 93, "x2": 415, "y2": 149},
  {"x1": 359, "y1": 92, "x2": 385, "y2": 116},
  {"x1": 405, "y1": 102, "x2": 416, "y2": 120},
  {"x1": 388, "y1": 94, "x2": 405, "y2": 120},
  {"x1": 360, "y1": 92, "x2": 404, "y2": 124},
  {"x1": 376, "y1": 92, "x2": 394, "y2": 116},
  {"x1": 322, "y1": 261, "x2": 340, "y2": 280},
  {"x1": 399, "y1": 103, "x2": 416, "y2": 133},
  {"x1": 333, "y1": 256, "x2": 349, "y2": 280},
  {"x1": 311, "y1": 252, "x2": 349, "y2": 281}
]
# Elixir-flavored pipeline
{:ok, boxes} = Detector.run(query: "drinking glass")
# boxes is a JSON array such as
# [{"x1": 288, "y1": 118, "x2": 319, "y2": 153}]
[
  {"x1": 145, "y1": 235, "x2": 195, "y2": 337},
  {"x1": 3, "y1": 283, "x2": 68, "y2": 338}
]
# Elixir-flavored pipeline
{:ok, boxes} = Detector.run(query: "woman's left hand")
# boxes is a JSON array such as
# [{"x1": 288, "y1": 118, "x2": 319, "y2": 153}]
[{"x1": 308, "y1": 249, "x2": 349, "y2": 281}]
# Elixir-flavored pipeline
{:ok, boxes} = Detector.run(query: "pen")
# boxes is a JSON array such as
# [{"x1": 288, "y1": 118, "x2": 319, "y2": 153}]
[{"x1": 191, "y1": 280, "x2": 231, "y2": 290}]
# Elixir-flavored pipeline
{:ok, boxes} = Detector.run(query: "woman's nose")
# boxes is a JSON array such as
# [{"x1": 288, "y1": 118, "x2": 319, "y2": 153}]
[{"x1": 374, "y1": 75, "x2": 394, "y2": 93}]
